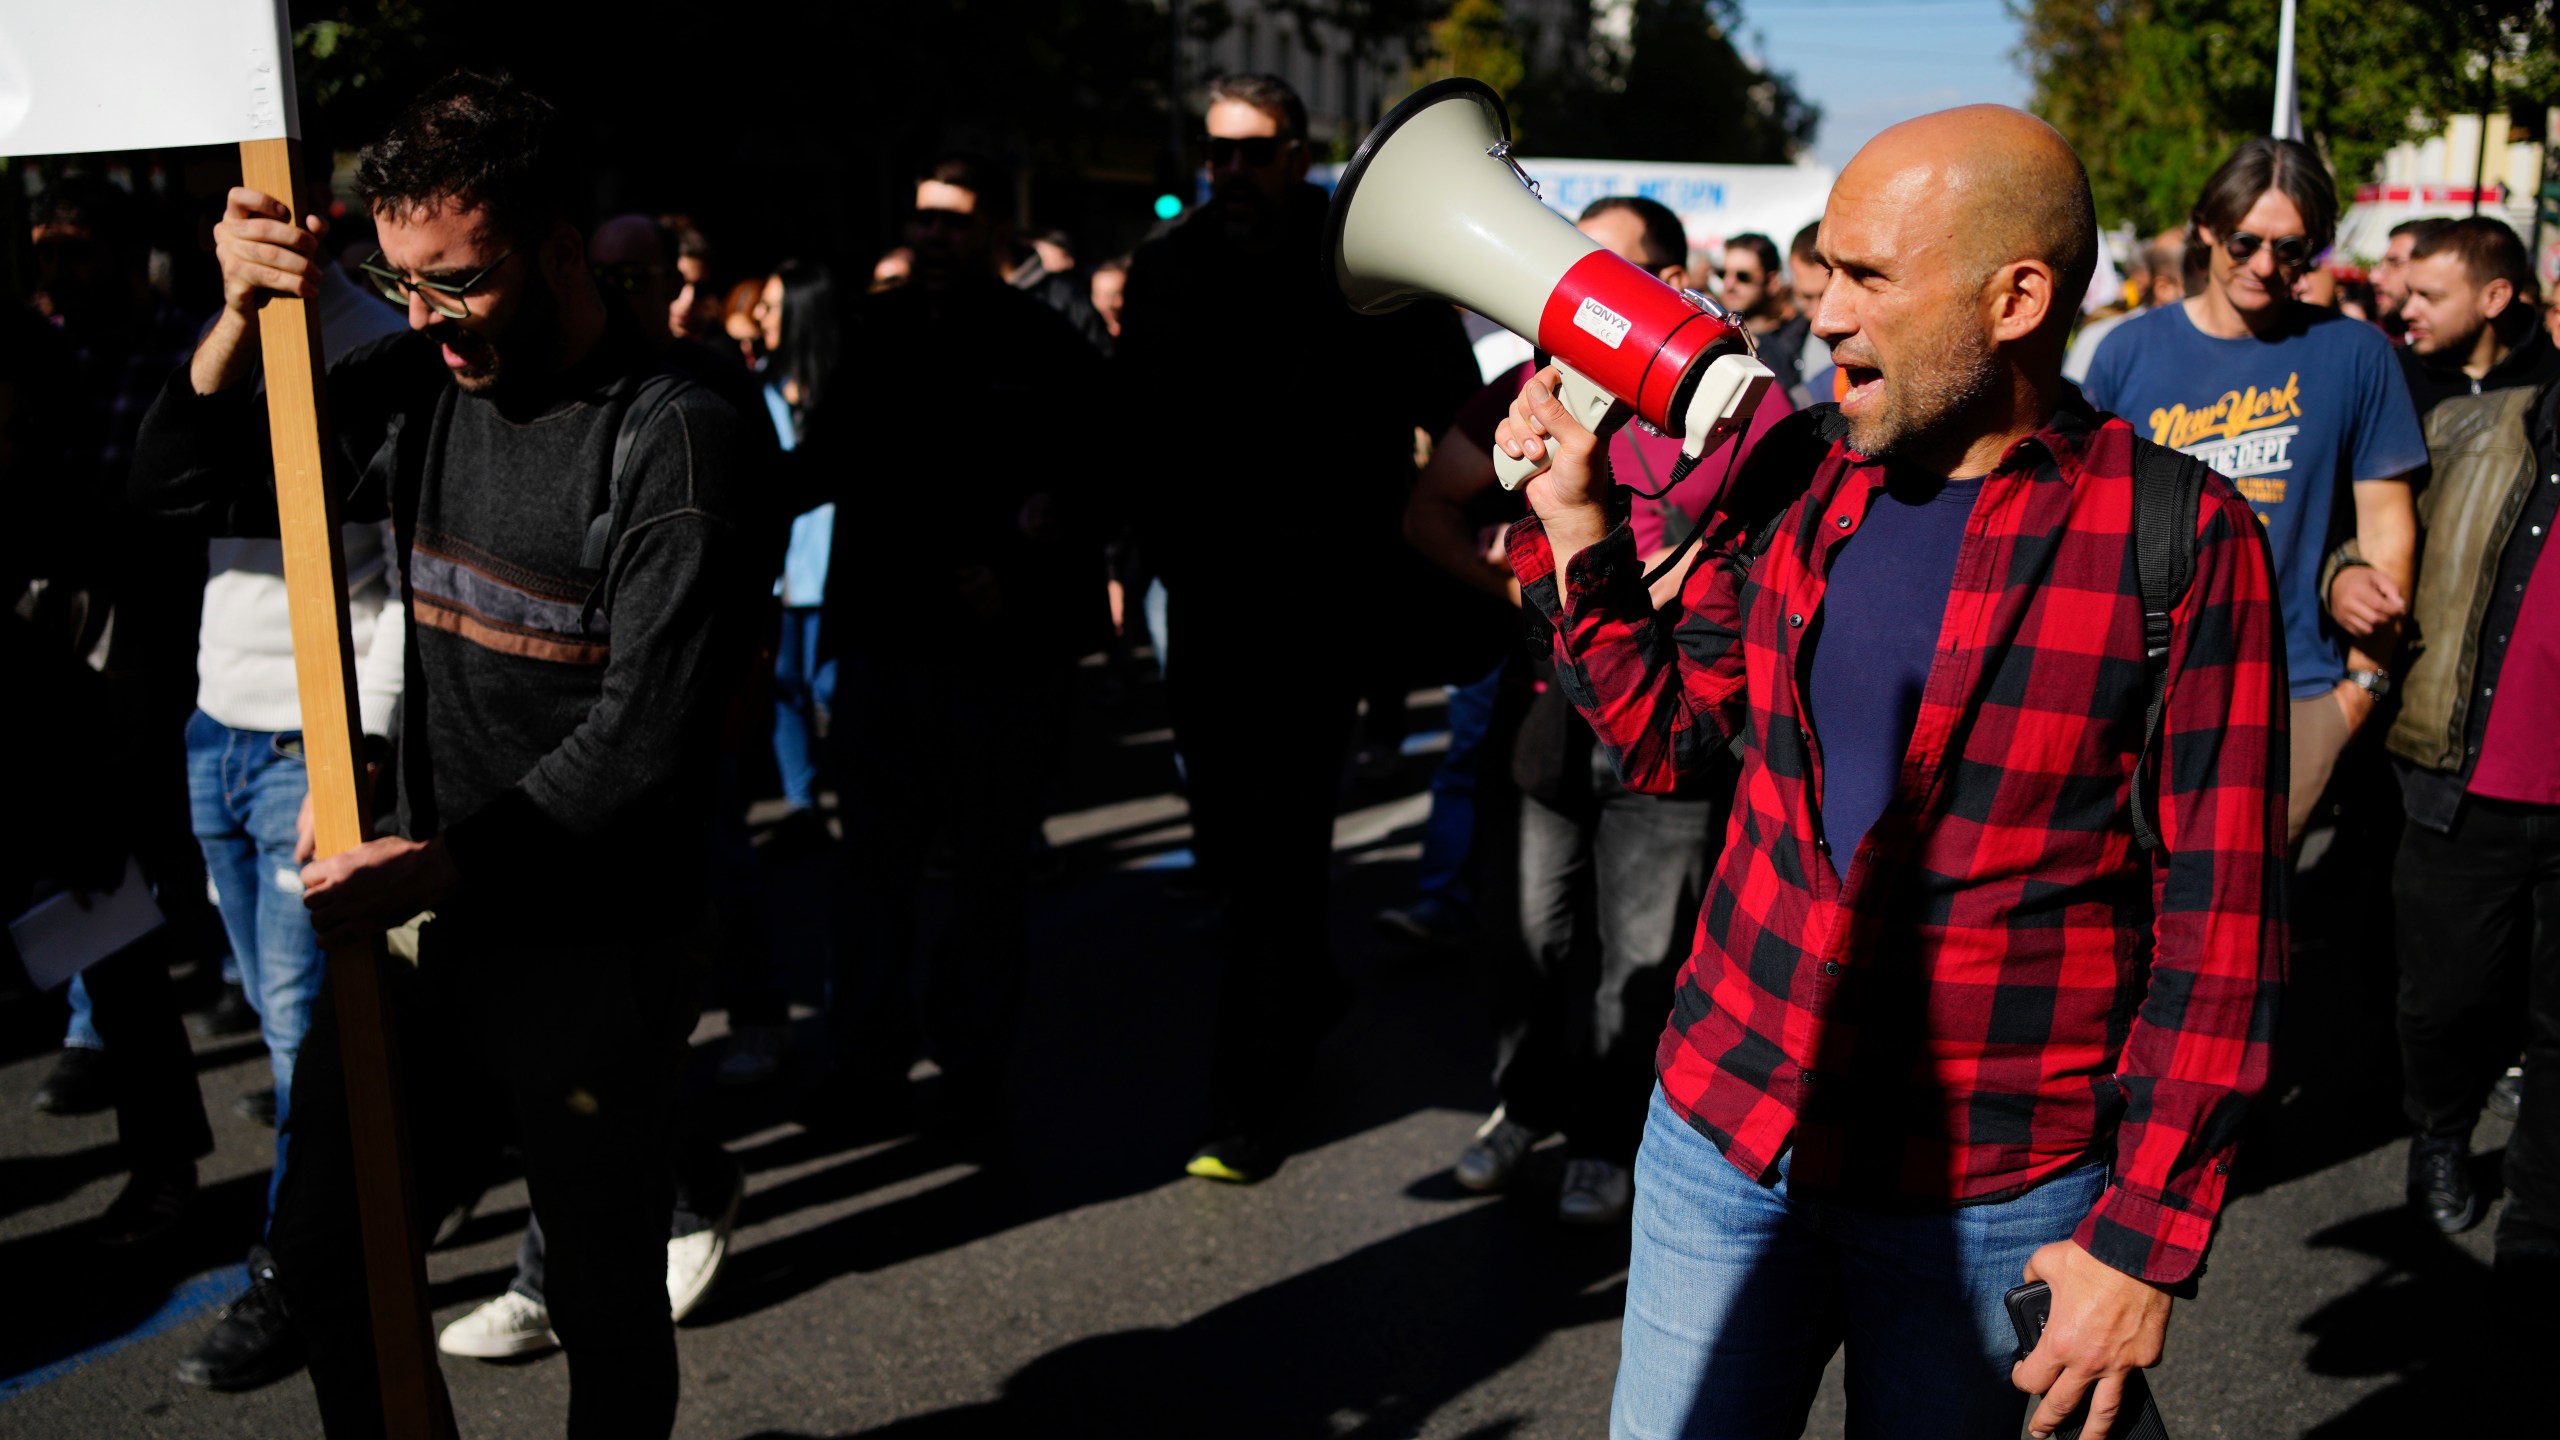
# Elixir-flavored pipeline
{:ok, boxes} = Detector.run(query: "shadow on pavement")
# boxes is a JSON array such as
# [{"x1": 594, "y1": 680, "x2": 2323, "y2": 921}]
[
  {"x1": 733, "y1": 1191, "x2": 1627, "y2": 1439},
  {"x1": 2295, "y1": 1204, "x2": 2517, "y2": 1434},
  {"x1": 0, "y1": 1137, "x2": 126, "y2": 1226},
  {"x1": 0, "y1": 1168, "x2": 264, "y2": 1384}
]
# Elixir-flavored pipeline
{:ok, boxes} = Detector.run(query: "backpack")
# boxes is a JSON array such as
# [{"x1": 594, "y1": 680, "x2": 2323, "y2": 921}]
[
  {"x1": 2124, "y1": 436, "x2": 2210, "y2": 854},
  {"x1": 1669, "y1": 404, "x2": 2208, "y2": 855},
  {"x1": 575, "y1": 369, "x2": 691, "y2": 629}
]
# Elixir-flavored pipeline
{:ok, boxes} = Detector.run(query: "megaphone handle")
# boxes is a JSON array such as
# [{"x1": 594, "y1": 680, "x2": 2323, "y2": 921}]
[{"x1": 1494, "y1": 361, "x2": 1619, "y2": 491}]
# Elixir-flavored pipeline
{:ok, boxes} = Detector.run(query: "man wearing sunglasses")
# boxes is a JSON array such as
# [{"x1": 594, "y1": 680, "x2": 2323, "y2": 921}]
[
  {"x1": 131, "y1": 71, "x2": 756, "y2": 1438},
  {"x1": 2084, "y1": 137, "x2": 2426, "y2": 850}
]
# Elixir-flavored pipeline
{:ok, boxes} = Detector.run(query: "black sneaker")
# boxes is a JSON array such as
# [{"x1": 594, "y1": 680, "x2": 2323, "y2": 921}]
[
  {"x1": 2408, "y1": 1134, "x2": 2483, "y2": 1234},
  {"x1": 175, "y1": 1251, "x2": 303, "y2": 1390},
  {"x1": 234, "y1": 1087, "x2": 278, "y2": 1129},
  {"x1": 188, "y1": 983, "x2": 259, "y2": 1040},
  {"x1": 32, "y1": 1046, "x2": 113, "y2": 1116},
  {"x1": 2490, "y1": 1067, "x2": 2525, "y2": 1124},
  {"x1": 1185, "y1": 1132, "x2": 1284, "y2": 1184},
  {"x1": 95, "y1": 1162, "x2": 197, "y2": 1247}
]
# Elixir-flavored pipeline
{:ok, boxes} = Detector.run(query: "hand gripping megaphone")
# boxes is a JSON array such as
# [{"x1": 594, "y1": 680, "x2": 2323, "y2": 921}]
[{"x1": 1328, "y1": 78, "x2": 1774, "y2": 490}]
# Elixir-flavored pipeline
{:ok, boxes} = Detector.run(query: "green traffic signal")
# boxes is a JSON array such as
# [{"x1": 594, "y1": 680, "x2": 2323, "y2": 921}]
[{"x1": 1153, "y1": 193, "x2": 1183, "y2": 221}]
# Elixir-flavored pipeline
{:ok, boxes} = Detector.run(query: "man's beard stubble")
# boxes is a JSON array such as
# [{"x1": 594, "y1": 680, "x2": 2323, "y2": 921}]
[
  {"x1": 1840, "y1": 307, "x2": 2000, "y2": 466},
  {"x1": 439, "y1": 273, "x2": 561, "y2": 398}
]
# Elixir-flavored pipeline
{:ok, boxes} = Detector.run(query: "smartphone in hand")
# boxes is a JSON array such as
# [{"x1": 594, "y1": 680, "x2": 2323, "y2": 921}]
[{"x1": 2004, "y1": 1280, "x2": 2171, "y2": 1440}]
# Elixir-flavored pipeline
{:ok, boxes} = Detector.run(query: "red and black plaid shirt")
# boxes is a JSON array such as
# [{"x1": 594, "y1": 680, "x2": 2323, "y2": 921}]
[{"x1": 1507, "y1": 397, "x2": 2287, "y2": 1287}]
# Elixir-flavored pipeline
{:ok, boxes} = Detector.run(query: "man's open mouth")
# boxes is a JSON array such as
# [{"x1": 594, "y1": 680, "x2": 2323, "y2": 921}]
[{"x1": 1839, "y1": 364, "x2": 1883, "y2": 408}]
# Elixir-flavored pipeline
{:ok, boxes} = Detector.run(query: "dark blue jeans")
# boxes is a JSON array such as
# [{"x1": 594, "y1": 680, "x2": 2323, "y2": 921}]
[
  {"x1": 1613, "y1": 1086, "x2": 2109, "y2": 1439},
  {"x1": 186, "y1": 708, "x2": 322, "y2": 1223},
  {"x1": 771, "y1": 606, "x2": 836, "y2": 812},
  {"x1": 1412, "y1": 657, "x2": 1508, "y2": 911}
]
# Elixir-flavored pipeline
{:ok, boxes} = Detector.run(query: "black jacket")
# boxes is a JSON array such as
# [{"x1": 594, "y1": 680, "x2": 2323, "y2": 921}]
[{"x1": 2398, "y1": 322, "x2": 2560, "y2": 421}]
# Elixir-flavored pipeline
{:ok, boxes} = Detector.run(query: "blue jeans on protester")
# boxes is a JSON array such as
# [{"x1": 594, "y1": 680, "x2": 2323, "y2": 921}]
[
  {"x1": 185, "y1": 708, "x2": 324, "y2": 1223},
  {"x1": 772, "y1": 606, "x2": 836, "y2": 812},
  {"x1": 1411, "y1": 657, "x2": 1508, "y2": 913},
  {"x1": 64, "y1": 973, "x2": 104, "y2": 1050},
  {"x1": 1613, "y1": 1085, "x2": 2108, "y2": 1440}
]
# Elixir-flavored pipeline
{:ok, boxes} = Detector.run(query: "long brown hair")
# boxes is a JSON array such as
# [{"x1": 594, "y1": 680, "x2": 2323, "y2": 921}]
[{"x1": 2189, "y1": 137, "x2": 2337, "y2": 264}]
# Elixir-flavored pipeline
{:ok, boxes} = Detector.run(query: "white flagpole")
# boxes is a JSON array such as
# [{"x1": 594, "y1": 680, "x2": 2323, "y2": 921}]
[{"x1": 2272, "y1": 0, "x2": 2303, "y2": 140}]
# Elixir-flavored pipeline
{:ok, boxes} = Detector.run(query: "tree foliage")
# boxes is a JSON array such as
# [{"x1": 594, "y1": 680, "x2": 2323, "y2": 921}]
[
  {"x1": 2016, "y1": 0, "x2": 2559, "y2": 238},
  {"x1": 1424, "y1": 0, "x2": 1817, "y2": 162},
  {"x1": 290, "y1": 1, "x2": 435, "y2": 148},
  {"x1": 1413, "y1": 0, "x2": 1530, "y2": 125}
]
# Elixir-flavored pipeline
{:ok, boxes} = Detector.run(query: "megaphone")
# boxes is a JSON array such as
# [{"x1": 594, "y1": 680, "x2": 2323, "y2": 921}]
[{"x1": 1328, "y1": 78, "x2": 1774, "y2": 490}]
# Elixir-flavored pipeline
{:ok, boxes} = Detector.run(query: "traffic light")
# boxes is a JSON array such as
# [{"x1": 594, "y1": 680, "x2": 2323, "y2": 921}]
[{"x1": 1153, "y1": 193, "x2": 1183, "y2": 221}]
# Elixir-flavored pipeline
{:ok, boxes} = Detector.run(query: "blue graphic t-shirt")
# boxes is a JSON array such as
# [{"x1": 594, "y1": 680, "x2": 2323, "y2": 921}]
[{"x1": 2084, "y1": 302, "x2": 2427, "y2": 698}]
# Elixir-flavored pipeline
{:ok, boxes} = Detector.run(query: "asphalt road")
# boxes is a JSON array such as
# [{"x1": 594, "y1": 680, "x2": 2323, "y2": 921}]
[{"x1": 0, "y1": 657, "x2": 2521, "y2": 1438}]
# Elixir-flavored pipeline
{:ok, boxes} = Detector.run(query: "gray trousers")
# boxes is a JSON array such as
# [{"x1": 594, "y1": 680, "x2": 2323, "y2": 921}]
[{"x1": 1497, "y1": 745, "x2": 1719, "y2": 1165}]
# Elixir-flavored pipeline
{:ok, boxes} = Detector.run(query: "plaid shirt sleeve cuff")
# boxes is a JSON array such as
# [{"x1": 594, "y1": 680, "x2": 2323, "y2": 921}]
[
  {"x1": 2073, "y1": 1177, "x2": 2222, "y2": 1289},
  {"x1": 1507, "y1": 513, "x2": 1643, "y2": 626}
]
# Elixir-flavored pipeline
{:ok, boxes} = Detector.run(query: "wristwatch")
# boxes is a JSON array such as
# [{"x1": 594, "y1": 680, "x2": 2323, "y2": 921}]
[{"x1": 2345, "y1": 668, "x2": 2393, "y2": 699}]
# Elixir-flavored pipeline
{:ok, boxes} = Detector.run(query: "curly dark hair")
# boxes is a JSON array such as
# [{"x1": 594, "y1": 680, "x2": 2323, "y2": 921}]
[{"x1": 354, "y1": 70, "x2": 581, "y2": 246}]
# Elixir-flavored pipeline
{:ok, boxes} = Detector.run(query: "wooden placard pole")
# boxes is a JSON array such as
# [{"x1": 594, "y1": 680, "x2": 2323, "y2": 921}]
[{"x1": 238, "y1": 136, "x2": 450, "y2": 1440}]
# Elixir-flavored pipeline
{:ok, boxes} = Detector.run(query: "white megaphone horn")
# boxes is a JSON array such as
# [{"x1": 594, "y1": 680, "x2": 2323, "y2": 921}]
[{"x1": 1328, "y1": 78, "x2": 1774, "y2": 490}]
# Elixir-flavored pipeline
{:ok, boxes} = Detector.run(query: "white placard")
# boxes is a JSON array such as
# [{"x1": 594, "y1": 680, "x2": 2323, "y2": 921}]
[{"x1": 0, "y1": 0, "x2": 297, "y2": 158}]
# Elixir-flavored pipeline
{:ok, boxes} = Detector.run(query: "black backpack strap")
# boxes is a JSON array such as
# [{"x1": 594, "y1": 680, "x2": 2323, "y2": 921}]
[
  {"x1": 2128, "y1": 437, "x2": 2211, "y2": 854},
  {"x1": 577, "y1": 369, "x2": 690, "y2": 628}
]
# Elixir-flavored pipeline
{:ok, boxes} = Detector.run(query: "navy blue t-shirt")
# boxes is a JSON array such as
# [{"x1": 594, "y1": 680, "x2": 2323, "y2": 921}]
[
  {"x1": 1803, "y1": 469, "x2": 1983, "y2": 876},
  {"x1": 2083, "y1": 301, "x2": 2427, "y2": 698}
]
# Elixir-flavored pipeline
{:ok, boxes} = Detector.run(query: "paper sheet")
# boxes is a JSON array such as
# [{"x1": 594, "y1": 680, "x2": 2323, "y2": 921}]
[{"x1": 8, "y1": 857, "x2": 168, "y2": 992}]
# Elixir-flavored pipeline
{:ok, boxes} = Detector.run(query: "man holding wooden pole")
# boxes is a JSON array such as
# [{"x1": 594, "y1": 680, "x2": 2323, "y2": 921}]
[{"x1": 130, "y1": 69, "x2": 757, "y2": 1438}]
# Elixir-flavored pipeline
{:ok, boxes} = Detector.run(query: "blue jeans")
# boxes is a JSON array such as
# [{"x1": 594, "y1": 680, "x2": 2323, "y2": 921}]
[
  {"x1": 1412, "y1": 657, "x2": 1507, "y2": 909},
  {"x1": 64, "y1": 973, "x2": 104, "y2": 1049},
  {"x1": 772, "y1": 606, "x2": 836, "y2": 811},
  {"x1": 1613, "y1": 1085, "x2": 2109, "y2": 1440},
  {"x1": 186, "y1": 709, "x2": 323, "y2": 1224}
]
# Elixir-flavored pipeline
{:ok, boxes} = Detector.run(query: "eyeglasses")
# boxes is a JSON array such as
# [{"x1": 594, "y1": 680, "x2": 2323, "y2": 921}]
[
  {"x1": 2221, "y1": 230, "x2": 2314, "y2": 272},
  {"x1": 359, "y1": 248, "x2": 518, "y2": 318},
  {"x1": 1206, "y1": 135, "x2": 1295, "y2": 168}
]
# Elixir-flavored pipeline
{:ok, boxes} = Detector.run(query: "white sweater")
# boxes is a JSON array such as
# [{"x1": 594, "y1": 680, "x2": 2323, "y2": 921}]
[
  {"x1": 196, "y1": 528, "x2": 406, "y2": 735},
  {"x1": 195, "y1": 269, "x2": 412, "y2": 737}
]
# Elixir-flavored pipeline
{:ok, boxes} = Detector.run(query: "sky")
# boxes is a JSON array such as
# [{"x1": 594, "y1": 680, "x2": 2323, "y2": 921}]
[{"x1": 1733, "y1": 0, "x2": 2032, "y2": 171}]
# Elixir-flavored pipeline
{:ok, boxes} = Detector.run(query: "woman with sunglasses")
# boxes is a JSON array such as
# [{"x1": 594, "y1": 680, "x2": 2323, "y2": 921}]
[{"x1": 2081, "y1": 136, "x2": 2425, "y2": 853}]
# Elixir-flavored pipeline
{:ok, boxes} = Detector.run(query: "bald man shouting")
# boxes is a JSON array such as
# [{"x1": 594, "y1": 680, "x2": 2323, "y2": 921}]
[{"x1": 1496, "y1": 108, "x2": 2285, "y2": 1440}]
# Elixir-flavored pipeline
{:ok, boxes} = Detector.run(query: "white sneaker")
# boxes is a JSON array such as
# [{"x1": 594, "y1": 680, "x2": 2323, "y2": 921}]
[
  {"x1": 667, "y1": 1177, "x2": 743, "y2": 1323},
  {"x1": 437, "y1": 1290, "x2": 559, "y2": 1359},
  {"x1": 1557, "y1": 1158, "x2": 1632, "y2": 1226},
  {"x1": 714, "y1": 1022, "x2": 791, "y2": 1088}
]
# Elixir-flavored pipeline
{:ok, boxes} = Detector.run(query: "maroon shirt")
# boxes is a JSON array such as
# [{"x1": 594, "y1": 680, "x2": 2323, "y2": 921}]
[
  {"x1": 2469, "y1": 518, "x2": 2560, "y2": 804},
  {"x1": 1455, "y1": 363, "x2": 1796, "y2": 554}
]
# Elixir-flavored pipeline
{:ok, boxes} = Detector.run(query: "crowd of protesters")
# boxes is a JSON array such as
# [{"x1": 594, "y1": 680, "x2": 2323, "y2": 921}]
[{"x1": 6, "y1": 58, "x2": 2560, "y2": 1440}]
